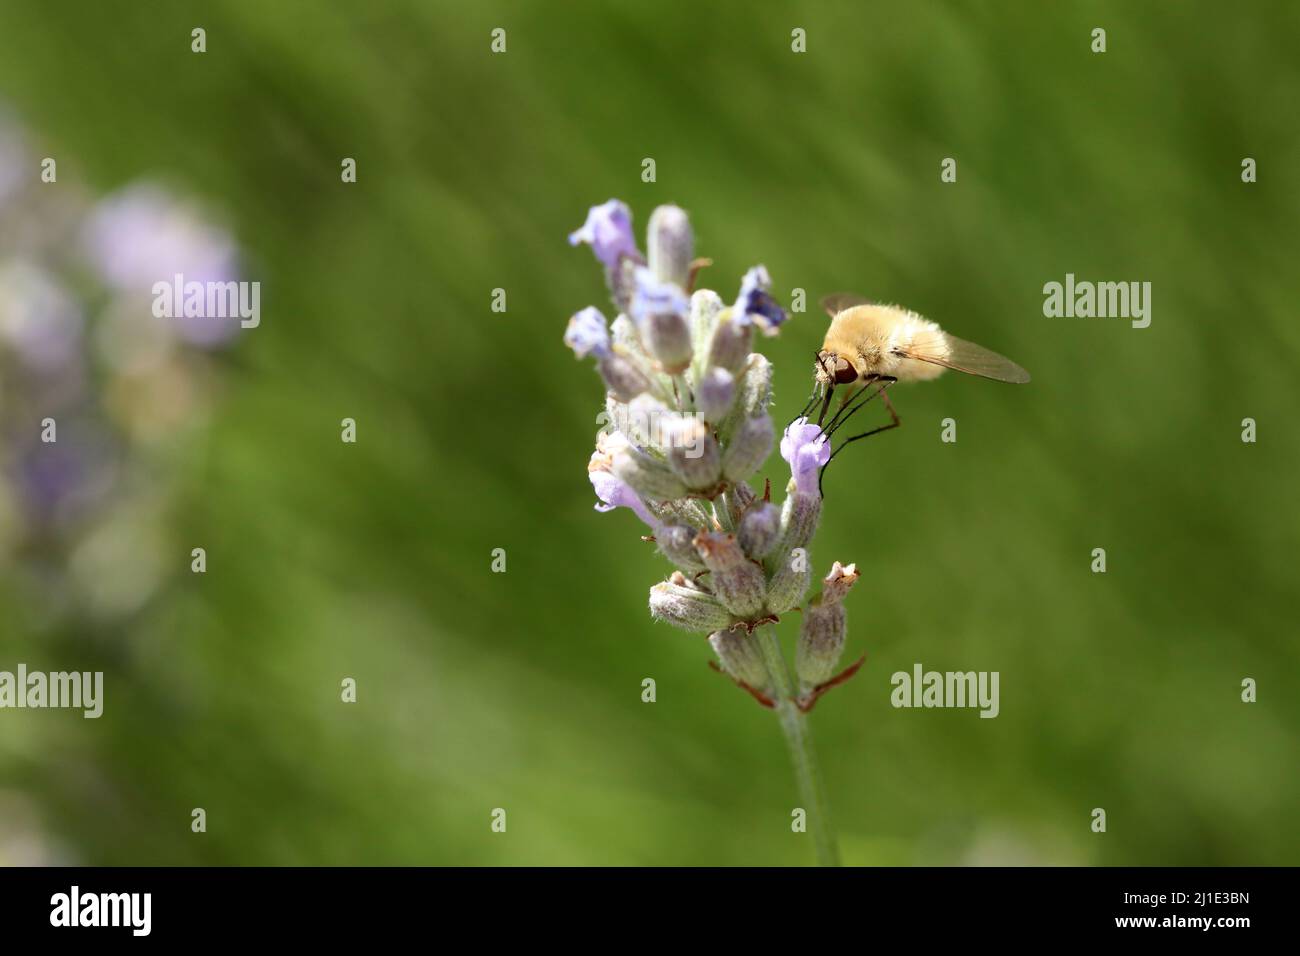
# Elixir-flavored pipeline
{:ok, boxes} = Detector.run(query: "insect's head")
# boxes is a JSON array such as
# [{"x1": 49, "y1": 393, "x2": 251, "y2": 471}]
[{"x1": 815, "y1": 350, "x2": 858, "y2": 387}]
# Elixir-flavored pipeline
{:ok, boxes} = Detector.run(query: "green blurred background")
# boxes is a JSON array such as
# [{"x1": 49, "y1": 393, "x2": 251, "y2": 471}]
[{"x1": 1, "y1": 0, "x2": 1297, "y2": 865}]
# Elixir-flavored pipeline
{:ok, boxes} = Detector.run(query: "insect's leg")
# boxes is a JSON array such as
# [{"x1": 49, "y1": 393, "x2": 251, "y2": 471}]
[
  {"x1": 877, "y1": 382, "x2": 899, "y2": 428},
  {"x1": 825, "y1": 382, "x2": 899, "y2": 457},
  {"x1": 822, "y1": 378, "x2": 884, "y2": 440},
  {"x1": 816, "y1": 381, "x2": 884, "y2": 496},
  {"x1": 817, "y1": 379, "x2": 900, "y2": 496},
  {"x1": 830, "y1": 402, "x2": 900, "y2": 457},
  {"x1": 821, "y1": 389, "x2": 861, "y2": 437}
]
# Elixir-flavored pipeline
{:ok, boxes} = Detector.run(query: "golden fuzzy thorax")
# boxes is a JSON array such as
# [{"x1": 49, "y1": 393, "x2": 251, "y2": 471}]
[{"x1": 821, "y1": 304, "x2": 950, "y2": 383}]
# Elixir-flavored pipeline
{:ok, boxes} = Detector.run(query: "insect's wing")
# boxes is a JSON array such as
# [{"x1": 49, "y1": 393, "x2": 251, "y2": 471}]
[
  {"x1": 820, "y1": 292, "x2": 872, "y2": 318},
  {"x1": 898, "y1": 333, "x2": 1031, "y2": 384}
]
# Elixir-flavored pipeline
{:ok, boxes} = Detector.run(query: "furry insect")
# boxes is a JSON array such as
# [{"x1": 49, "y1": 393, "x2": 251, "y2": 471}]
[{"x1": 798, "y1": 293, "x2": 1031, "y2": 491}]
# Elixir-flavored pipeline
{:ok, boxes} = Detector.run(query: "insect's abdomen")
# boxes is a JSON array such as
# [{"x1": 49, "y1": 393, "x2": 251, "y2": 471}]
[{"x1": 892, "y1": 321, "x2": 948, "y2": 382}]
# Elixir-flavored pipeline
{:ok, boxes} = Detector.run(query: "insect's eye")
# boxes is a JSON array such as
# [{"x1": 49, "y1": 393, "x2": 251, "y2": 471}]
[{"x1": 834, "y1": 361, "x2": 858, "y2": 385}]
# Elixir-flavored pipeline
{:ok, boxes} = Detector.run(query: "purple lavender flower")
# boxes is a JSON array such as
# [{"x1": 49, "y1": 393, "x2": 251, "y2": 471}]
[
  {"x1": 14, "y1": 429, "x2": 116, "y2": 529},
  {"x1": 568, "y1": 200, "x2": 639, "y2": 270},
  {"x1": 781, "y1": 417, "x2": 831, "y2": 495},
  {"x1": 733, "y1": 265, "x2": 788, "y2": 336},
  {"x1": 564, "y1": 306, "x2": 611, "y2": 359},
  {"x1": 589, "y1": 467, "x2": 657, "y2": 528},
  {"x1": 80, "y1": 183, "x2": 241, "y2": 348},
  {"x1": 629, "y1": 267, "x2": 689, "y2": 323},
  {"x1": 588, "y1": 439, "x2": 657, "y2": 527}
]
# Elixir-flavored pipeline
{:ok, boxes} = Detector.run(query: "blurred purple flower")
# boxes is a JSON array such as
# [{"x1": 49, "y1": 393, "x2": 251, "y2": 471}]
[
  {"x1": 0, "y1": 261, "x2": 84, "y2": 372},
  {"x1": 781, "y1": 417, "x2": 831, "y2": 496},
  {"x1": 0, "y1": 110, "x2": 25, "y2": 209},
  {"x1": 569, "y1": 200, "x2": 639, "y2": 270},
  {"x1": 81, "y1": 183, "x2": 242, "y2": 347},
  {"x1": 13, "y1": 430, "x2": 116, "y2": 529}
]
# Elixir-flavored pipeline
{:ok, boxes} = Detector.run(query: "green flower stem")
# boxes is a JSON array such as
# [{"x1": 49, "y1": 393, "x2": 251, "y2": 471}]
[{"x1": 755, "y1": 624, "x2": 841, "y2": 866}]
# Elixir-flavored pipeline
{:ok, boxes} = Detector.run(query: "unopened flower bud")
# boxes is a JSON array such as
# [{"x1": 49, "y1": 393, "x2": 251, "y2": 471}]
[
  {"x1": 610, "y1": 256, "x2": 639, "y2": 314},
  {"x1": 722, "y1": 413, "x2": 774, "y2": 482},
  {"x1": 619, "y1": 394, "x2": 668, "y2": 448},
  {"x1": 647, "y1": 204, "x2": 693, "y2": 289},
  {"x1": 649, "y1": 572, "x2": 733, "y2": 632},
  {"x1": 696, "y1": 366, "x2": 735, "y2": 423},
  {"x1": 642, "y1": 311, "x2": 693, "y2": 373},
  {"x1": 694, "y1": 532, "x2": 766, "y2": 619},
  {"x1": 705, "y1": 310, "x2": 753, "y2": 377},
  {"x1": 709, "y1": 629, "x2": 769, "y2": 690},
  {"x1": 631, "y1": 268, "x2": 692, "y2": 373},
  {"x1": 688, "y1": 289, "x2": 725, "y2": 359},
  {"x1": 765, "y1": 545, "x2": 812, "y2": 615},
  {"x1": 719, "y1": 354, "x2": 774, "y2": 444},
  {"x1": 763, "y1": 492, "x2": 821, "y2": 612},
  {"x1": 771, "y1": 490, "x2": 822, "y2": 561},
  {"x1": 665, "y1": 417, "x2": 722, "y2": 491},
  {"x1": 721, "y1": 480, "x2": 756, "y2": 528},
  {"x1": 611, "y1": 313, "x2": 653, "y2": 365},
  {"x1": 606, "y1": 432, "x2": 689, "y2": 500},
  {"x1": 734, "y1": 353, "x2": 773, "y2": 419},
  {"x1": 597, "y1": 351, "x2": 652, "y2": 402},
  {"x1": 651, "y1": 497, "x2": 713, "y2": 531},
  {"x1": 796, "y1": 562, "x2": 859, "y2": 689},
  {"x1": 657, "y1": 524, "x2": 707, "y2": 572},
  {"x1": 738, "y1": 500, "x2": 780, "y2": 559}
]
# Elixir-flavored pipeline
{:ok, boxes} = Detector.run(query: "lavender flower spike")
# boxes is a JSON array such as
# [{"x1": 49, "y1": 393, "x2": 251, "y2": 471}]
[
  {"x1": 781, "y1": 417, "x2": 831, "y2": 496},
  {"x1": 565, "y1": 200, "x2": 862, "y2": 867},
  {"x1": 569, "y1": 199, "x2": 639, "y2": 269}
]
